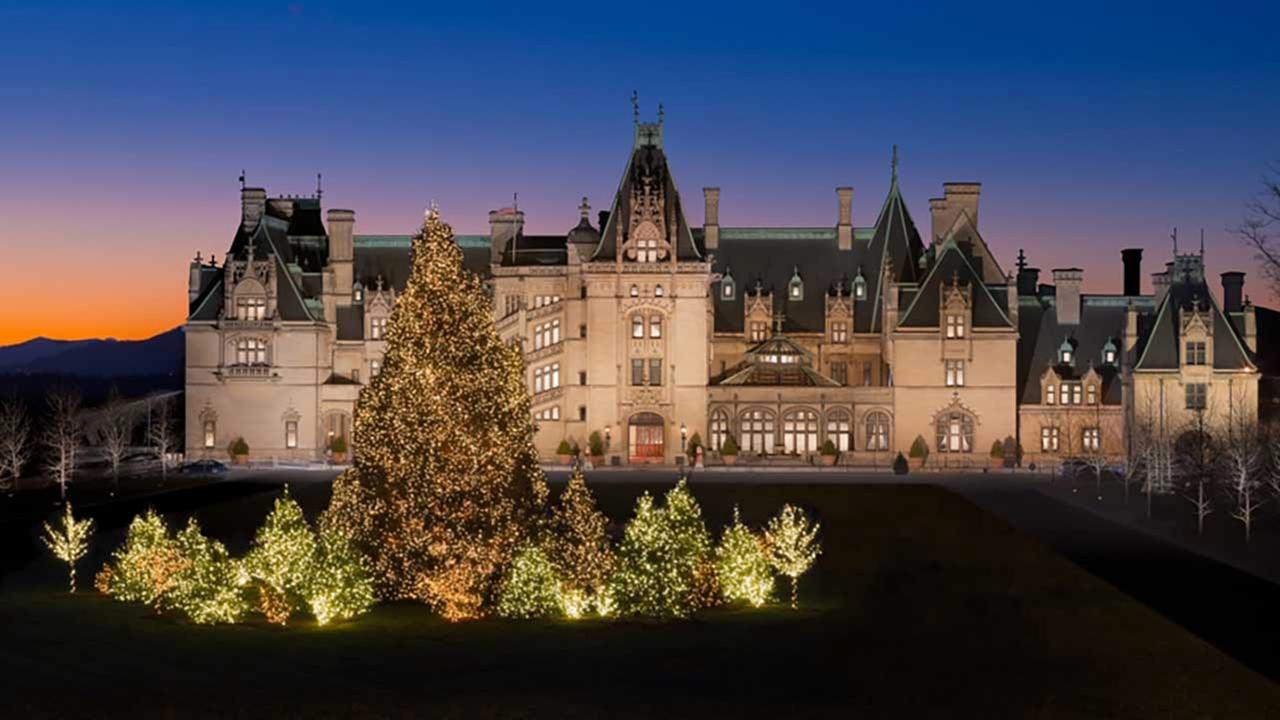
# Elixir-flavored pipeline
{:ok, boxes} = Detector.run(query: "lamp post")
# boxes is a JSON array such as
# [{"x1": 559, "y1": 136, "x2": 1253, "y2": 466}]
[
  {"x1": 604, "y1": 425, "x2": 612, "y2": 451},
  {"x1": 680, "y1": 423, "x2": 688, "y2": 452}
]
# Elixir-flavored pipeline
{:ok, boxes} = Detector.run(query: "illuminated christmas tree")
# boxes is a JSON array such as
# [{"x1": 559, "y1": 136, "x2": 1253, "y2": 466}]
[
  {"x1": 496, "y1": 544, "x2": 563, "y2": 619},
  {"x1": 304, "y1": 528, "x2": 376, "y2": 626},
  {"x1": 610, "y1": 480, "x2": 715, "y2": 619},
  {"x1": 716, "y1": 506, "x2": 773, "y2": 607},
  {"x1": 324, "y1": 207, "x2": 548, "y2": 621},
  {"x1": 549, "y1": 467, "x2": 614, "y2": 612},
  {"x1": 764, "y1": 504, "x2": 822, "y2": 609},
  {"x1": 244, "y1": 489, "x2": 316, "y2": 625},
  {"x1": 41, "y1": 503, "x2": 94, "y2": 593},
  {"x1": 101, "y1": 509, "x2": 186, "y2": 611},
  {"x1": 170, "y1": 518, "x2": 248, "y2": 625}
]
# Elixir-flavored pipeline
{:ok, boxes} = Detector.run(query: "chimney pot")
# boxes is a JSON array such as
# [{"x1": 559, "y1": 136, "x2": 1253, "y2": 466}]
[
  {"x1": 1052, "y1": 267, "x2": 1083, "y2": 325},
  {"x1": 1220, "y1": 271, "x2": 1245, "y2": 314},
  {"x1": 1121, "y1": 248, "x2": 1143, "y2": 296},
  {"x1": 703, "y1": 187, "x2": 720, "y2": 250}
]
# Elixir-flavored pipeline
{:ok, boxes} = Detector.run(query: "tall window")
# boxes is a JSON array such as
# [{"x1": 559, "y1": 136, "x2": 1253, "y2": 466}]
[
  {"x1": 937, "y1": 412, "x2": 973, "y2": 453},
  {"x1": 203, "y1": 420, "x2": 216, "y2": 449},
  {"x1": 631, "y1": 359, "x2": 644, "y2": 386},
  {"x1": 534, "y1": 319, "x2": 561, "y2": 350},
  {"x1": 371, "y1": 359, "x2": 381, "y2": 377},
  {"x1": 1046, "y1": 384, "x2": 1057, "y2": 405},
  {"x1": 862, "y1": 361, "x2": 873, "y2": 387},
  {"x1": 1186, "y1": 383, "x2": 1207, "y2": 410},
  {"x1": 235, "y1": 338, "x2": 267, "y2": 365},
  {"x1": 945, "y1": 360, "x2": 965, "y2": 387},
  {"x1": 1082, "y1": 427, "x2": 1101, "y2": 452},
  {"x1": 637, "y1": 237, "x2": 659, "y2": 263},
  {"x1": 831, "y1": 322, "x2": 848, "y2": 344},
  {"x1": 1040, "y1": 426, "x2": 1060, "y2": 452},
  {"x1": 648, "y1": 358, "x2": 663, "y2": 386},
  {"x1": 534, "y1": 363, "x2": 560, "y2": 393},
  {"x1": 826, "y1": 410, "x2": 852, "y2": 452},
  {"x1": 946, "y1": 314, "x2": 965, "y2": 338},
  {"x1": 649, "y1": 315, "x2": 662, "y2": 339},
  {"x1": 1068, "y1": 383, "x2": 1082, "y2": 405},
  {"x1": 370, "y1": 316, "x2": 388, "y2": 340},
  {"x1": 740, "y1": 409, "x2": 774, "y2": 454},
  {"x1": 721, "y1": 278, "x2": 735, "y2": 300},
  {"x1": 285, "y1": 420, "x2": 298, "y2": 449},
  {"x1": 1185, "y1": 341, "x2": 1207, "y2": 366},
  {"x1": 864, "y1": 411, "x2": 890, "y2": 451},
  {"x1": 632, "y1": 315, "x2": 645, "y2": 339},
  {"x1": 710, "y1": 409, "x2": 730, "y2": 452},
  {"x1": 750, "y1": 322, "x2": 767, "y2": 342},
  {"x1": 1086, "y1": 384, "x2": 1097, "y2": 405},
  {"x1": 782, "y1": 410, "x2": 819, "y2": 454},
  {"x1": 236, "y1": 297, "x2": 266, "y2": 321},
  {"x1": 831, "y1": 361, "x2": 848, "y2": 385}
]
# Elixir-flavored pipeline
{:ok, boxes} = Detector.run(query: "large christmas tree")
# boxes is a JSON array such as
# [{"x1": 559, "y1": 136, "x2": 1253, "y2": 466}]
[{"x1": 324, "y1": 208, "x2": 547, "y2": 621}]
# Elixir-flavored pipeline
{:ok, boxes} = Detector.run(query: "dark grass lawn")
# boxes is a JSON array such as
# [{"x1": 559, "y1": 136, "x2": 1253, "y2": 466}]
[{"x1": 2, "y1": 480, "x2": 1278, "y2": 718}]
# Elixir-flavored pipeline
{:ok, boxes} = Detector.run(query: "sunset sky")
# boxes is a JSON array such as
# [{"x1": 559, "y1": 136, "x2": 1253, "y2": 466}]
[{"x1": 0, "y1": 1, "x2": 1277, "y2": 345}]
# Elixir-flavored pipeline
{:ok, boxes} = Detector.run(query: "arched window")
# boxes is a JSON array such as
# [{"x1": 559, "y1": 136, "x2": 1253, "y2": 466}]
[
  {"x1": 782, "y1": 409, "x2": 819, "y2": 454},
  {"x1": 826, "y1": 409, "x2": 852, "y2": 451},
  {"x1": 631, "y1": 315, "x2": 645, "y2": 339},
  {"x1": 740, "y1": 409, "x2": 775, "y2": 455},
  {"x1": 649, "y1": 315, "x2": 662, "y2": 338},
  {"x1": 709, "y1": 408, "x2": 730, "y2": 452},
  {"x1": 936, "y1": 411, "x2": 974, "y2": 453},
  {"x1": 864, "y1": 411, "x2": 890, "y2": 451}
]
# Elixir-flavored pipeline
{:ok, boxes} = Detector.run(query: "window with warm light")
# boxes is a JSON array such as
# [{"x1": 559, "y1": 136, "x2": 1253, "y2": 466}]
[
  {"x1": 203, "y1": 421, "x2": 216, "y2": 449},
  {"x1": 1041, "y1": 426, "x2": 1060, "y2": 452},
  {"x1": 750, "y1": 322, "x2": 767, "y2": 342},
  {"x1": 1082, "y1": 427, "x2": 1101, "y2": 452},
  {"x1": 1046, "y1": 384, "x2": 1057, "y2": 405},
  {"x1": 534, "y1": 363, "x2": 560, "y2": 393},
  {"x1": 632, "y1": 315, "x2": 644, "y2": 339},
  {"x1": 370, "y1": 316, "x2": 388, "y2": 340},
  {"x1": 285, "y1": 420, "x2": 298, "y2": 449},
  {"x1": 946, "y1": 314, "x2": 965, "y2": 338},
  {"x1": 945, "y1": 360, "x2": 965, "y2": 387},
  {"x1": 236, "y1": 297, "x2": 266, "y2": 321},
  {"x1": 831, "y1": 322, "x2": 848, "y2": 343},
  {"x1": 649, "y1": 315, "x2": 662, "y2": 338},
  {"x1": 864, "y1": 411, "x2": 890, "y2": 451},
  {"x1": 1185, "y1": 341, "x2": 1206, "y2": 366},
  {"x1": 235, "y1": 338, "x2": 267, "y2": 365}
]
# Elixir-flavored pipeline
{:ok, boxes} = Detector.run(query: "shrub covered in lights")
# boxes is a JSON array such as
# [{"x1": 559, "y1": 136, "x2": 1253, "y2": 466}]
[
  {"x1": 324, "y1": 208, "x2": 548, "y2": 622},
  {"x1": 496, "y1": 544, "x2": 563, "y2": 619},
  {"x1": 304, "y1": 528, "x2": 376, "y2": 626},
  {"x1": 100, "y1": 509, "x2": 186, "y2": 611},
  {"x1": 765, "y1": 504, "x2": 822, "y2": 609},
  {"x1": 244, "y1": 490, "x2": 317, "y2": 624},
  {"x1": 549, "y1": 467, "x2": 614, "y2": 612},
  {"x1": 170, "y1": 519, "x2": 248, "y2": 625},
  {"x1": 716, "y1": 507, "x2": 773, "y2": 607},
  {"x1": 609, "y1": 480, "x2": 717, "y2": 619}
]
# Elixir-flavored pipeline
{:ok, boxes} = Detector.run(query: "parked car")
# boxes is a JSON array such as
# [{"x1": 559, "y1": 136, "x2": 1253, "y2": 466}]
[
  {"x1": 1059, "y1": 459, "x2": 1090, "y2": 478},
  {"x1": 179, "y1": 459, "x2": 230, "y2": 477}
]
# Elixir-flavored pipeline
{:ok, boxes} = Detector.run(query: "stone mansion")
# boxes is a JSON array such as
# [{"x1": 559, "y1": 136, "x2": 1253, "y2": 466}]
[{"x1": 184, "y1": 114, "x2": 1263, "y2": 466}]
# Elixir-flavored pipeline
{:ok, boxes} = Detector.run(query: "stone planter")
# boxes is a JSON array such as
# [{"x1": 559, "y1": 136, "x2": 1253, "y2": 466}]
[
  {"x1": 557, "y1": 454, "x2": 572, "y2": 465},
  {"x1": 989, "y1": 457, "x2": 1003, "y2": 469},
  {"x1": 722, "y1": 454, "x2": 738, "y2": 466},
  {"x1": 910, "y1": 456, "x2": 927, "y2": 470},
  {"x1": 233, "y1": 454, "x2": 249, "y2": 465},
  {"x1": 590, "y1": 455, "x2": 604, "y2": 468},
  {"x1": 332, "y1": 452, "x2": 348, "y2": 464},
  {"x1": 820, "y1": 454, "x2": 838, "y2": 466}
]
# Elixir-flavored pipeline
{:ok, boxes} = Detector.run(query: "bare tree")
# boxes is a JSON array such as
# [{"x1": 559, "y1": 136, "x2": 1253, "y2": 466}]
[
  {"x1": 1176, "y1": 408, "x2": 1218, "y2": 536},
  {"x1": 98, "y1": 387, "x2": 135, "y2": 491},
  {"x1": 147, "y1": 395, "x2": 177, "y2": 483},
  {"x1": 1080, "y1": 405, "x2": 1120, "y2": 500},
  {"x1": 1223, "y1": 418, "x2": 1265, "y2": 544},
  {"x1": 43, "y1": 388, "x2": 84, "y2": 501},
  {"x1": 1236, "y1": 167, "x2": 1280, "y2": 300},
  {"x1": 0, "y1": 397, "x2": 32, "y2": 489}
]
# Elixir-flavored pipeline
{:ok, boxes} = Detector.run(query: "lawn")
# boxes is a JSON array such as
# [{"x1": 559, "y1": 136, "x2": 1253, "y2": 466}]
[{"x1": 2, "y1": 480, "x2": 1277, "y2": 718}]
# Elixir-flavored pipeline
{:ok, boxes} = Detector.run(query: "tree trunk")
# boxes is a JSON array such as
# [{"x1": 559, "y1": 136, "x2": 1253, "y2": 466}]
[
  {"x1": 69, "y1": 565, "x2": 76, "y2": 594},
  {"x1": 1198, "y1": 482, "x2": 1205, "y2": 535}
]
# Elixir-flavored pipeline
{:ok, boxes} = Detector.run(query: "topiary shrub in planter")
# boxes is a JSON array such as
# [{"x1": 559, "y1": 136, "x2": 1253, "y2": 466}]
[
  {"x1": 556, "y1": 440, "x2": 574, "y2": 465},
  {"x1": 893, "y1": 452, "x2": 909, "y2": 475},
  {"x1": 819, "y1": 439, "x2": 838, "y2": 466},
  {"x1": 989, "y1": 440, "x2": 1004, "y2": 468},
  {"x1": 328, "y1": 436, "x2": 348, "y2": 464},
  {"x1": 908, "y1": 435, "x2": 929, "y2": 470},
  {"x1": 588, "y1": 431, "x2": 605, "y2": 462},
  {"x1": 229, "y1": 437, "x2": 250, "y2": 464},
  {"x1": 720, "y1": 435, "x2": 739, "y2": 465}
]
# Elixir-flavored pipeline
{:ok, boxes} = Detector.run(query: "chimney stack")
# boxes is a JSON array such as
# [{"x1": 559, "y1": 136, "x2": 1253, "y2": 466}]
[
  {"x1": 188, "y1": 252, "x2": 204, "y2": 305},
  {"x1": 1221, "y1": 271, "x2": 1245, "y2": 314},
  {"x1": 1052, "y1": 268, "x2": 1082, "y2": 325},
  {"x1": 327, "y1": 209, "x2": 355, "y2": 263},
  {"x1": 241, "y1": 187, "x2": 267, "y2": 233},
  {"x1": 703, "y1": 187, "x2": 720, "y2": 250},
  {"x1": 1017, "y1": 267, "x2": 1040, "y2": 297},
  {"x1": 836, "y1": 187, "x2": 853, "y2": 251},
  {"x1": 929, "y1": 183, "x2": 981, "y2": 244},
  {"x1": 1121, "y1": 248, "x2": 1143, "y2": 296},
  {"x1": 1153, "y1": 262, "x2": 1173, "y2": 305},
  {"x1": 489, "y1": 206, "x2": 525, "y2": 263}
]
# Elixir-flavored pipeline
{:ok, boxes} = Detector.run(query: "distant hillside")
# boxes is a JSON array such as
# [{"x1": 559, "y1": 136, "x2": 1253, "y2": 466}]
[{"x1": 0, "y1": 327, "x2": 183, "y2": 377}]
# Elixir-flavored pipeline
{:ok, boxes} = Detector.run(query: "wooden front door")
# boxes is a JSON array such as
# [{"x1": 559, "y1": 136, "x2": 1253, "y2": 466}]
[{"x1": 629, "y1": 414, "x2": 665, "y2": 464}]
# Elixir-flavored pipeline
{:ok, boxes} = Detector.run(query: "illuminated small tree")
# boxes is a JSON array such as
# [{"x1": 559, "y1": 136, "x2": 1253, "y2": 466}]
[
  {"x1": 323, "y1": 208, "x2": 547, "y2": 622},
  {"x1": 610, "y1": 480, "x2": 714, "y2": 619},
  {"x1": 716, "y1": 506, "x2": 772, "y2": 607},
  {"x1": 244, "y1": 489, "x2": 316, "y2": 625},
  {"x1": 496, "y1": 544, "x2": 563, "y2": 619},
  {"x1": 765, "y1": 504, "x2": 822, "y2": 609},
  {"x1": 549, "y1": 467, "x2": 614, "y2": 611},
  {"x1": 170, "y1": 518, "x2": 248, "y2": 624},
  {"x1": 102, "y1": 509, "x2": 186, "y2": 611},
  {"x1": 41, "y1": 502, "x2": 94, "y2": 593},
  {"x1": 304, "y1": 527, "x2": 376, "y2": 626}
]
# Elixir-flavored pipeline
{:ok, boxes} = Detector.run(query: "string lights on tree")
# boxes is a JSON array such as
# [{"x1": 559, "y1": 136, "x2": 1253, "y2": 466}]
[
  {"x1": 496, "y1": 544, "x2": 563, "y2": 619},
  {"x1": 549, "y1": 467, "x2": 615, "y2": 614},
  {"x1": 244, "y1": 489, "x2": 318, "y2": 626},
  {"x1": 41, "y1": 502, "x2": 93, "y2": 593},
  {"x1": 324, "y1": 207, "x2": 548, "y2": 621},
  {"x1": 610, "y1": 479, "x2": 717, "y2": 619},
  {"x1": 764, "y1": 504, "x2": 822, "y2": 609},
  {"x1": 715, "y1": 506, "x2": 773, "y2": 607},
  {"x1": 170, "y1": 518, "x2": 248, "y2": 625}
]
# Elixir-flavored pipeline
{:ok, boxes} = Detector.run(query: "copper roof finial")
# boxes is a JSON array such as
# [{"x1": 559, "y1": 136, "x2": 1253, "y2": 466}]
[{"x1": 631, "y1": 91, "x2": 639, "y2": 125}]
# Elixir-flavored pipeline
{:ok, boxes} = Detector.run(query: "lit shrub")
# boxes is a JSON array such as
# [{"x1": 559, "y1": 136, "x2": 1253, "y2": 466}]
[
  {"x1": 610, "y1": 480, "x2": 715, "y2": 619},
  {"x1": 101, "y1": 509, "x2": 186, "y2": 611},
  {"x1": 764, "y1": 504, "x2": 822, "y2": 609},
  {"x1": 496, "y1": 544, "x2": 563, "y2": 619},
  {"x1": 716, "y1": 506, "x2": 773, "y2": 607},
  {"x1": 549, "y1": 467, "x2": 615, "y2": 612},
  {"x1": 243, "y1": 490, "x2": 316, "y2": 625},
  {"x1": 170, "y1": 519, "x2": 249, "y2": 625},
  {"x1": 304, "y1": 528, "x2": 376, "y2": 626}
]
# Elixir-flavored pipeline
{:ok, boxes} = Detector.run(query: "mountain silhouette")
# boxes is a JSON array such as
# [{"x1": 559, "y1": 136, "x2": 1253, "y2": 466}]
[{"x1": 0, "y1": 327, "x2": 183, "y2": 377}]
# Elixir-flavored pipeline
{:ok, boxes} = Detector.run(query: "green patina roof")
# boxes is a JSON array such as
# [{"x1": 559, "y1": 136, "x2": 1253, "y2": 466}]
[
  {"x1": 354, "y1": 234, "x2": 490, "y2": 249},
  {"x1": 719, "y1": 227, "x2": 874, "y2": 242}
]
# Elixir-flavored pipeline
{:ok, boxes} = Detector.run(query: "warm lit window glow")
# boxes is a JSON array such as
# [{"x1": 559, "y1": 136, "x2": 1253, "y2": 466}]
[
  {"x1": 937, "y1": 412, "x2": 973, "y2": 453},
  {"x1": 783, "y1": 410, "x2": 819, "y2": 454},
  {"x1": 750, "y1": 322, "x2": 767, "y2": 342},
  {"x1": 370, "y1": 316, "x2": 388, "y2": 340},
  {"x1": 864, "y1": 411, "x2": 890, "y2": 451},
  {"x1": 1082, "y1": 427, "x2": 1101, "y2": 452},
  {"x1": 945, "y1": 360, "x2": 965, "y2": 387},
  {"x1": 235, "y1": 338, "x2": 267, "y2": 365},
  {"x1": 285, "y1": 420, "x2": 298, "y2": 449},
  {"x1": 1041, "y1": 426, "x2": 1060, "y2": 452},
  {"x1": 236, "y1": 297, "x2": 266, "y2": 321},
  {"x1": 831, "y1": 322, "x2": 848, "y2": 343},
  {"x1": 826, "y1": 411, "x2": 851, "y2": 451},
  {"x1": 203, "y1": 421, "x2": 216, "y2": 449},
  {"x1": 740, "y1": 409, "x2": 775, "y2": 454},
  {"x1": 534, "y1": 363, "x2": 560, "y2": 393},
  {"x1": 946, "y1": 314, "x2": 965, "y2": 338}
]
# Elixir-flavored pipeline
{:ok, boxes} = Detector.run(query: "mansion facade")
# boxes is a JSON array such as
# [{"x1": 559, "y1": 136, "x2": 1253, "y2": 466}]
[{"x1": 184, "y1": 114, "x2": 1263, "y2": 466}]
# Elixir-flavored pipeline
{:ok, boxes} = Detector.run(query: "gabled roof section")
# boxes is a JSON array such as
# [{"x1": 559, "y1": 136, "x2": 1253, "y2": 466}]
[
  {"x1": 897, "y1": 239, "x2": 1013, "y2": 330},
  {"x1": 1134, "y1": 277, "x2": 1255, "y2": 371},
  {"x1": 1017, "y1": 297, "x2": 1129, "y2": 405},
  {"x1": 866, "y1": 176, "x2": 926, "y2": 332},
  {"x1": 712, "y1": 333, "x2": 840, "y2": 387},
  {"x1": 592, "y1": 124, "x2": 703, "y2": 262},
  {"x1": 938, "y1": 209, "x2": 1006, "y2": 284}
]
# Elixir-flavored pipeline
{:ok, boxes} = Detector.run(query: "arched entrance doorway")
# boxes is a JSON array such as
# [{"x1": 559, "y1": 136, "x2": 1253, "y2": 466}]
[{"x1": 629, "y1": 412, "x2": 665, "y2": 464}]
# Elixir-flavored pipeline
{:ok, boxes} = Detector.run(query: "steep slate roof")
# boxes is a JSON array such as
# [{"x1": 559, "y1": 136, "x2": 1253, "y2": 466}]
[
  {"x1": 353, "y1": 234, "x2": 491, "y2": 292},
  {"x1": 897, "y1": 239, "x2": 1014, "y2": 330},
  {"x1": 1134, "y1": 275, "x2": 1254, "y2": 371},
  {"x1": 500, "y1": 234, "x2": 569, "y2": 266},
  {"x1": 592, "y1": 134, "x2": 704, "y2": 262},
  {"x1": 1017, "y1": 296, "x2": 1135, "y2": 405}
]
